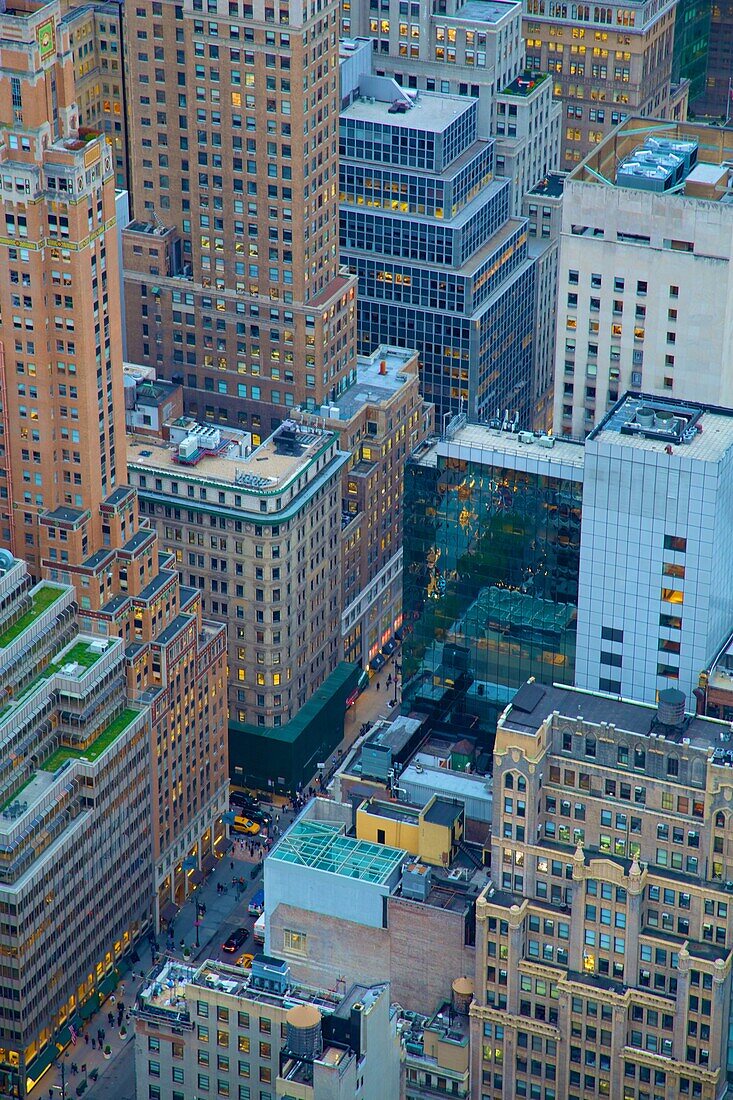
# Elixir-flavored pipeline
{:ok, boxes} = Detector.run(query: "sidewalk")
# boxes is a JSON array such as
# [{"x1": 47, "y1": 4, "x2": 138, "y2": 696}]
[{"x1": 28, "y1": 851, "x2": 248, "y2": 1100}]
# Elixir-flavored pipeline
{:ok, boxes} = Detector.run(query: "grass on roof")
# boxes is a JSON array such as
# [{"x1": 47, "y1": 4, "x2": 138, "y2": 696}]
[
  {"x1": 40, "y1": 708, "x2": 141, "y2": 772},
  {"x1": 14, "y1": 640, "x2": 106, "y2": 703},
  {"x1": 0, "y1": 775, "x2": 34, "y2": 813},
  {"x1": 0, "y1": 585, "x2": 66, "y2": 649}
]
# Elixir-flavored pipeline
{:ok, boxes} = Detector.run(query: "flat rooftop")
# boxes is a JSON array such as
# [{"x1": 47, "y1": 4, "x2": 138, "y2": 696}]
[
  {"x1": 342, "y1": 91, "x2": 472, "y2": 133},
  {"x1": 360, "y1": 798, "x2": 420, "y2": 825},
  {"x1": 329, "y1": 346, "x2": 417, "y2": 421},
  {"x1": 500, "y1": 72, "x2": 549, "y2": 98},
  {"x1": 128, "y1": 422, "x2": 338, "y2": 492},
  {"x1": 452, "y1": 0, "x2": 519, "y2": 21},
  {"x1": 270, "y1": 818, "x2": 406, "y2": 885},
  {"x1": 414, "y1": 420, "x2": 584, "y2": 471},
  {"x1": 589, "y1": 393, "x2": 733, "y2": 462},
  {"x1": 501, "y1": 681, "x2": 729, "y2": 756},
  {"x1": 137, "y1": 957, "x2": 368, "y2": 1019},
  {"x1": 424, "y1": 798, "x2": 463, "y2": 827},
  {"x1": 529, "y1": 171, "x2": 566, "y2": 199},
  {"x1": 573, "y1": 117, "x2": 733, "y2": 199}
]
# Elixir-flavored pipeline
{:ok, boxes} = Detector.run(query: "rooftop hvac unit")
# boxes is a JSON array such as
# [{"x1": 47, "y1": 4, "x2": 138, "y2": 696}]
[{"x1": 178, "y1": 436, "x2": 198, "y2": 459}]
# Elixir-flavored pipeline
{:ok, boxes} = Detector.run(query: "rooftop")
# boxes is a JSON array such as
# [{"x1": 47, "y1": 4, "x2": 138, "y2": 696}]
[
  {"x1": 424, "y1": 798, "x2": 463, "y2": 828},
  {"x1": 325, "y1": 346, "x2": 418, "y2": 422},
  {"x1": 530, "y1": 171, "x2": 566, "y2": 199},
  {"x1": 342, "y1": 89, "x2": 472, "y2": 132},
  {"x1": 589, "y1": 393, "x2": 733, "y2": 462},
  {"x1": 500, "y1": 71, "x2": 548, "y2": 97},
  {"x1": 452, "y1": 0, "x2": 519, "y2": 22},
  {"x1": 137, "y1": 956, "x2": 377, "y2": 1022},
  {"x1": 128, "y1": 420, "x2": 339, "y2": 494},
  {"x1": 40, "y1": 708, "x2": 142, "y2": 772},
  {"x1": 0, "y1": 584, "x2": 67, "y2": 649},
  {"x1": 360, "y1": 798, "x2": 420, "y2": 825},
  {"x1": 501, "y1": 681, "x2": 730, "y2": 756},
  {"x1": 573, "y1": 117, "x2": 733, "y2": 200},
  {"x1": 413, "y1": 418, "x2": 584, "y2": 471},
  {"x1": 269, "y1": 818, "x2": 406, "y2": 884}
]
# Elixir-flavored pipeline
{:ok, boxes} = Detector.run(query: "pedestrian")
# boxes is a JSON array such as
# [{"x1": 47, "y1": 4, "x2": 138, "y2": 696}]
[
  {"x1": 108, "y1": 1012, "x2": 114, "y2": 1027},
  {"x1": 376, "y1": 681, "x2": 380, "y2": 691},
  {"x1": 230, "y1": 860, "x2": 234, "y2": 870},
  {"x1": 91, "y1": 1038, "x2": 96, "y2": 1050},
  {"x1": 84, "y1": 1033, "x2": 89, "y2": 1045}
]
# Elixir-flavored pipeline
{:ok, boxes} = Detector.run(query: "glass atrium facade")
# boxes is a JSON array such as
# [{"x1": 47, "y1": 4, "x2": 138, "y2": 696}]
[{"x1": 402, "y1": 439, "x2": 582, "y2": 736}]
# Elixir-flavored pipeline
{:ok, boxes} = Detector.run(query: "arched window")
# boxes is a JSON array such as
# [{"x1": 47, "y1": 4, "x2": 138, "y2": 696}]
[
  {"x1": 504, "y1": 772, "x2": 514, "y2": 789},
  {"x1": 716, "y1": 810, "x2": 726, "y2": 829}
]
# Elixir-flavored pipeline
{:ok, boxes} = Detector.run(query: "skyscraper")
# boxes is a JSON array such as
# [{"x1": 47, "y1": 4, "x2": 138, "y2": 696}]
[
  {"x1": 0, "y1": 1, "x2": 229, "y2": 1088},
  {"x1": 552, "y1": 119, "x2": 733, "y2": 438},
  {"x1": 473, "y1": 679, "x2": 733, "y2": 1100},
  {"x1": 122, "y1": 0, "x2": 358, "y2": 442},
  {"x1": 340, "y1": 77, "x2": 537, "y2": 421},
  {"x1": 523, "y1": 0, "x2": 683, "y2": 164}
]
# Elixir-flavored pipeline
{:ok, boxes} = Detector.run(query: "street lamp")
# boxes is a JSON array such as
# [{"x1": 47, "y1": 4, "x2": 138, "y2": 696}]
[{"x1": 195, "y1": 903, "x2": 204, "y2": 949}]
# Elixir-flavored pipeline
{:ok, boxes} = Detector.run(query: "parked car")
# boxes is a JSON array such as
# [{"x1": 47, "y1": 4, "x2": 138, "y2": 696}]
[{"x1": 222, "y1": 927, "x2": 249, "y2": 953}]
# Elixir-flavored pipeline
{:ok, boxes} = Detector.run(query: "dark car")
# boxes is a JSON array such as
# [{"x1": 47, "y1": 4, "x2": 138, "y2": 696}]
[
  {"x1": 230, "y1": 792, "x2": 259, "y2": 813},
  {"x1": 222, "y1": 927, "x2": 250, "y2": 952}
]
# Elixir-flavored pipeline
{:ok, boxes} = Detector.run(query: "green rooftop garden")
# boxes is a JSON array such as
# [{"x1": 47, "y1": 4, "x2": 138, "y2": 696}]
[
  {"x1": 14, "y1": 640, "x2": 107, "y2": 704},
  {"x1": 502, "y1": 71, "x2": 548, "y2": 97},
  {"x1": 0, "y1": 585, "x2": 66, "y2": 649},
  {"x1": 0, "y1": 775, "x2": 34, "y2": 814},
  {"x1": 40, "y1": 708, "x2": 141, "y2": 773}
]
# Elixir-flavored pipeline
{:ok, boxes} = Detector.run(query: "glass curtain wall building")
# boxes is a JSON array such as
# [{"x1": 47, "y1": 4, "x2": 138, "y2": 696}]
[
  {"x1": 402, "y1": 420, "x2": 584, "y2": 735},
  {"x1": 339, "y1": 77, "x2": 536, "y2": 421}
]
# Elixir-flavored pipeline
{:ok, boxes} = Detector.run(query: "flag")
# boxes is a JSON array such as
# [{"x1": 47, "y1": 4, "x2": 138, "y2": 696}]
[{"x1": 70, "y1": 1023, "x2": 77, "y2": 1046}]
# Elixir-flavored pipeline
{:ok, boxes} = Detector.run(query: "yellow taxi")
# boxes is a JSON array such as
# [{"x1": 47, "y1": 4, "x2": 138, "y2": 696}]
[
  {"x1": 232, "y1": 815, "x2": 260, "y2": 835},
  {"x1": 236, "y1": 953, "x2": 254, "y2": 970}
]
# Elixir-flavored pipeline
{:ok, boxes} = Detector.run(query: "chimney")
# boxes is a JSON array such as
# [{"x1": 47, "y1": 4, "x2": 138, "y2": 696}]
[{"x1": 379, "y1": 360, "x2": 387, "y2": 375}]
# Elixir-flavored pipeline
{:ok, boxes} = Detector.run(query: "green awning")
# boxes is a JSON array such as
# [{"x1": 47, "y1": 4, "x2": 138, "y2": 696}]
[
  {"x1": 26, "y1": 1044, "x2": 57, "y2": 1086},
  {"x1": 56, "y1": 1011, "x2": 82, "y2": 1049},
  {"x1": 98, "y1": 971, "x2": 118, "y2": 998},
  {"x1": 80, "y1": 992, "x2": 100, "y2": 1020},
  {"x1": 116, "y1": 956, "x2": 131, "y2": 977}
]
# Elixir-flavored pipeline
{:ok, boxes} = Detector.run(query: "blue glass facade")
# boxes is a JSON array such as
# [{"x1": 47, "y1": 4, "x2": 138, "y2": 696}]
[
  {"x1": 340, "y1": 92, "x2": 536, "y2": 420},
  {"x1": 401, "y1": 436, "x2": 583, "y2": 735}
]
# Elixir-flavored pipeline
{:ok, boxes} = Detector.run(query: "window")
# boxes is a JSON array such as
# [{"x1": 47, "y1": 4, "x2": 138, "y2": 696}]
[{"x1": 283, "y1": 929, "x2": 307, "y2": 955}]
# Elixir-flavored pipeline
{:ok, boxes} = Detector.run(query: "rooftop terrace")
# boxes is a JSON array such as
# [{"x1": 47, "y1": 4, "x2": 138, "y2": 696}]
[
  {"x1": 0, "y1": 583, "x2": 66, "y2": 648},
  {"x1": 40, "y1": 708, "x2": 142, "y2": 772}
]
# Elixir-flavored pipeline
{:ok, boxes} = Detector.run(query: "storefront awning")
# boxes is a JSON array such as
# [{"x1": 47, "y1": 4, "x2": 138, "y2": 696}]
[
  {"x1": 116, "y1": 956, "x2": 131, "y2": 978},
  {"x1": 26, "y1": 1044, "x2": 57, "y2": 1086},
  {"x1": 160, "y1": 900, "x2": 179, "y2": 923},
  {"x1": 98, "y1": 971, "x2": 118, "y2": 999},
  {"x1": 190, "y1": 868, "x2": 205, "y2": 885},
  {"x1": 202, "y1": 853, "x2": 217, "y2": 874},
  {"x1": 56, "y1": 1012, "x2": 82, "y2": 1051},
  {"x1": 79, "y1": 992, "x2": 101, "y2": 1020}
]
